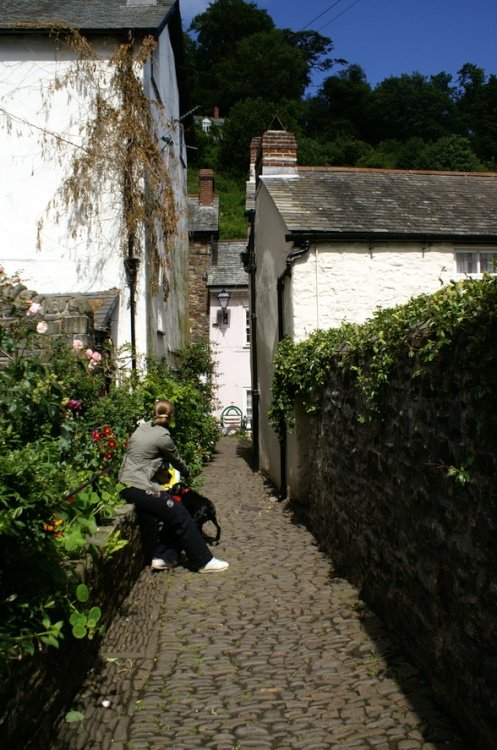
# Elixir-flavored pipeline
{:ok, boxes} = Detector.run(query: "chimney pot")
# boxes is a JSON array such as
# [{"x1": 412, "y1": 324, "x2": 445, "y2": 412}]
[{"x1": 199, "y1": 168, "x2": 215, "y2": 206}]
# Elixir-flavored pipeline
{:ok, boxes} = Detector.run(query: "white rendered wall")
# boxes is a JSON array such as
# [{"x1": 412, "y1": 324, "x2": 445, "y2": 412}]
[
  {"x1": 254, "y1": 180, "x2": 486, "y2": 490},
  {"x1": 253, "y1": 182, "x2": 292, "y2": 484},
  {"x1": 0, "y1": 29, "x2": 189, "y2": 362},
  {"x1": 291, "y1": 242, "x2": 456, "y2": 342}
]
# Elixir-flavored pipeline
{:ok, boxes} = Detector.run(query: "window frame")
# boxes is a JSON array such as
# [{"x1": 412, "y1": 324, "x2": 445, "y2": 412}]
[{"x1": 456, "y1": 249, "x2": 497, "y2": 277}]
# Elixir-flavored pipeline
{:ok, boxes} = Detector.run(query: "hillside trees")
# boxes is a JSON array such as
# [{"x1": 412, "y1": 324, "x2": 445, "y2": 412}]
[{"x1": 186, "y1": 0, "x2": 497, "y2": 184}]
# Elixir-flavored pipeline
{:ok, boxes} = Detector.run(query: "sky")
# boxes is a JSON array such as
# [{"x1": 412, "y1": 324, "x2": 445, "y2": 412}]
[{"x1": 180, "y1": 0, "x2": 497, "y2": 91}]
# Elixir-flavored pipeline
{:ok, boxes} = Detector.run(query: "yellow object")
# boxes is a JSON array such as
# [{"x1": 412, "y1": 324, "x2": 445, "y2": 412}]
[{"x1": 162, "y1": 466, "x2": 181, "y2": 489}]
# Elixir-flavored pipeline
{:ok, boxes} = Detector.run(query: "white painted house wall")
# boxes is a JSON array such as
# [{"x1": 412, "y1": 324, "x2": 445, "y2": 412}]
[
  {"x1": 209, "y1": 291, "x2": 251, "y2": 423},
  {"x1": 254, "y1": 178, "x2": 476, "y2": 490},
  {"x1": 0, "y1": 25, "x2": 188, "y2": 362},
  {"x1": 291, "y1": 241, "x2": 455, "y2": 342}
]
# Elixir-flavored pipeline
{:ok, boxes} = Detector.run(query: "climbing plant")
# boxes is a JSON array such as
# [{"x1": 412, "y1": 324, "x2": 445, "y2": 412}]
[
  {"x1": 269, "y1": 275, "x2": 497, "y2": 438},
  {"x1": 2, "y1": 24, "x2": 177, "y2": 291}
]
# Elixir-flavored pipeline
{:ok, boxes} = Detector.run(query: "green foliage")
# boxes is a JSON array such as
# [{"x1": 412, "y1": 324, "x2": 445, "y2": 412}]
[
  {"x1": 0, "y1": 270, "x2": 219, "y2": 665},
  {"x1": 269, "y1": 276, "x2": 497, "y2": 437}
]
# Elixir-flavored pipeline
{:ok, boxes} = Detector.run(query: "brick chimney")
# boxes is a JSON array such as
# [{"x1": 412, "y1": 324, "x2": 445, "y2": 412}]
[
  {"x1": 257, "y1": 128, "x2": 298, "y2": 178},
  {"x1": 213, "y1": 106, "x2": 220, "y2": 119},
  {"x1": 199, "y1": 168, "x2": 214, "y2": 206}
]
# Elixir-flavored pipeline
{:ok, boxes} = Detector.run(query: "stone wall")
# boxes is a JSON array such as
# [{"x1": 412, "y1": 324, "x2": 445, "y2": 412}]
[
  {"x1": 293, "y1": 342, "x2": 497, "y2": 750},
  {"x1": 188, "y1": 240, "x2": 211, "y2": 341},
  {"x1": 0, "y1": 507, "x2": 157, "y2": 750}
]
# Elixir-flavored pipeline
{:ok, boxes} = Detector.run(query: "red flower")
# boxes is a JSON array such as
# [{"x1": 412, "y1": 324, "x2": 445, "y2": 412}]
[
  {"x1": 102, "y1": 426, "x2": 113, "y2": 436},
  {"x1": 106, "y1": 439, "x2": 117, "y2": 450},
  {"x1": 92, "y1": 430, "x2": 102, "y2": 442}
]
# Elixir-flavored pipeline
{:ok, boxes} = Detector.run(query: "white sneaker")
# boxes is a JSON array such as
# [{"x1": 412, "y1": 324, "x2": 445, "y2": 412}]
[
  {"x1": 151, "y1": 558, "x2": 177, "y2": 570},
  {"x1": 199, "y1": 557, "x2": 229, "y2": 573}
]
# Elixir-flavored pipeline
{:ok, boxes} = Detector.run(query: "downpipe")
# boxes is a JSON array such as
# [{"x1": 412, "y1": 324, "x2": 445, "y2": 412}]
[{"x1": 276, "y1": 241, "x2": 311, "y2": 500}]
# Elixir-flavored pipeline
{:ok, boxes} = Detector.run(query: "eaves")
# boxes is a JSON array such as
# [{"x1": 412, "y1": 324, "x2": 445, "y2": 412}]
[{"x1": 285, "y1": 231, "x2": 497, "y2": 245}]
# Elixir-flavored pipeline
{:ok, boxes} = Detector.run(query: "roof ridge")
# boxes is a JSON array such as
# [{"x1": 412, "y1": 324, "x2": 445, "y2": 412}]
[{"x1": 297, "y1": 166, "x2": 497, "y2": 177}]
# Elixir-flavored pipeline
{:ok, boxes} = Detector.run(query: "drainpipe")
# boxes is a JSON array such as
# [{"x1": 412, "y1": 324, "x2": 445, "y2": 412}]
[
  {"x1": 276, "y1": 240, "x2": 311, "y2": 500},
  {"x1": 243, "y1": 209, "x2": 259, "y2": 471},
  {"x1": 124, "y1": 254, "x2": 139, "y2": 373}
]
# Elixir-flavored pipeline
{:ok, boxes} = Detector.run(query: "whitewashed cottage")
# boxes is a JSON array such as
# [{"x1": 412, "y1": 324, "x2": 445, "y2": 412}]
[
  {"x1": 0, "y1": 0, "x2": 190, "y2": 366},
  {"x1": 246, "y1": 123, "x2": 497, "y2": 494}
]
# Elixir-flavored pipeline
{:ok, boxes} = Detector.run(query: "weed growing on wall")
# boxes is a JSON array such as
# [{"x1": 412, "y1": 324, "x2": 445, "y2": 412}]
[{"x1": 269, "y1": 275, "x2": 497, "y2": 438}]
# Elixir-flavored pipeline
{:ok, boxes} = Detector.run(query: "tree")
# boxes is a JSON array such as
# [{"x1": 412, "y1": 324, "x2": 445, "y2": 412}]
[
  {"x1": 307, "y1": 64, "x2": 372, "y2": 141},
  {"x1": 218, "y1": 31, "x2": 309, "y2": 112},
  {"x1": 282, "y1": 29, "x2": 336, "y2": 81},
  {"x1": 187, "y1": 0, "x2": 336, "y2": 115},
  {"x1": 217, "y1": 97, "x2": 306, "y2": 175},
  {"x1": 366, "y1": 72, "x2": 455, "y2": 143},
  {"x1": 455, "y1": 64, "x2": 497, "y2": 165},
  {"x1": 188, "y1": 0, "x2": 274, "y2": 112}
]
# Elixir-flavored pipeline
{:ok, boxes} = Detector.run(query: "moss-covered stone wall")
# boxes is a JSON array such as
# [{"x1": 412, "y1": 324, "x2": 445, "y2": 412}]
[{"x1": 294, "y1": 340, "x2": 497, "y2": 750}]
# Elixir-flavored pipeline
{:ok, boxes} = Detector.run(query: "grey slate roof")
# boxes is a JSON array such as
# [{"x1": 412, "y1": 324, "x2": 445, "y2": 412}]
[
  {"x1": 0, "y1": 1, "x2": 176, "y2": 33},
  {"x1": 207, "y1": 241, "x2": 247, "y2": 289},
  {"x1": 262, "y1": 168, "x2": 497, "y2": 240},
  {"x1": 188, "y1": 195, "x2": 220, "y2": 235}
]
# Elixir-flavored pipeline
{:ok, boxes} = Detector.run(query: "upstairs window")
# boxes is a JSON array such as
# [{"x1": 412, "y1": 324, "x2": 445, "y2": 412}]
[
  {"x1": 456, "y1": 250, "x2": 497, "y2": 276},
  {"x1": 244, "y1": 308, "x2": 251, "y2": 346}
]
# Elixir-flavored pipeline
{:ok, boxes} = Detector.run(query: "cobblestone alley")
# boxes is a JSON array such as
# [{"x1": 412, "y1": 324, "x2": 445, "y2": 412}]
[{"x1": 51, "y1": 437, "x2": 470, "y2": 750}]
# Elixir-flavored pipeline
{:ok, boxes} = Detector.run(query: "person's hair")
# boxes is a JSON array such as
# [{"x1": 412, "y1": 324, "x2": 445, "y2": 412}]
[{"x1": 152, "y1": 399, "x2": 174, "y2": 419}]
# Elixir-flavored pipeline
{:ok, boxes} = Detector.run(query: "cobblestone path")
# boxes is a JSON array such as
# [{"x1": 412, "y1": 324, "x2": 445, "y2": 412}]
[{"x1": 51, "y1": 437, "x2": 469, "y2": 750}]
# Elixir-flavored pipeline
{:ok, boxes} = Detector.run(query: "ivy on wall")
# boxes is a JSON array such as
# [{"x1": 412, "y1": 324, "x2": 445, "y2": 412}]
[{"x1": 269, "y1": 275, "x2": 497, "y2": 439}]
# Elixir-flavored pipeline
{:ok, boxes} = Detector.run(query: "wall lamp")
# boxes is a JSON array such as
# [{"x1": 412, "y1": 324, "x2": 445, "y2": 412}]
[{"x1": 217, "y1": 289, "x2": 230, "y2": 325}]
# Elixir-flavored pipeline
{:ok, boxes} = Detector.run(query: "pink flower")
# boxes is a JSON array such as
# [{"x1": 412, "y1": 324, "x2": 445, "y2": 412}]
[
  {"x1": 72, "y1": 339, "x2": 84, "y2": 350},
  {"x1": 65, "y1": 399, "x2": 82, "y2": 412},
  {"x1": 86, "y1": 349, "x2": 102, "y2": 369},
  {"x1": 27, "y1": 302, "x2": 42, "y2": 317},
  {"x1": 36, "y1": 321, "x2": 48, "y2": 334}
]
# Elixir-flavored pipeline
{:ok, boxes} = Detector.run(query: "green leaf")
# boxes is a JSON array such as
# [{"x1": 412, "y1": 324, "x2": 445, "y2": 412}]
[
  {"x1": 72, "y1": 623, "x2": 87, "y2": 639},
  {"x1": 75, "y1": 584, "x2": 89, "y2": 603},
  {"x1": 65, "y1": 710, "x2": 85, "y2": 724},
  {"x1": 87, "y1": 606, "x2": 101, "y2": 625}
]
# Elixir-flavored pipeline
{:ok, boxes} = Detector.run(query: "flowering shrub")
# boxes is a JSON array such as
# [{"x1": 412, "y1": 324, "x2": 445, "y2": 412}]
[{"x1": 0, "y1": 269, "x2": 219, "y2": 664}]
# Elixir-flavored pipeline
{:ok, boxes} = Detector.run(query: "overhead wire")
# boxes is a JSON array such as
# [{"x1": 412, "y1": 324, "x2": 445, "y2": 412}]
[
  {"x1": 298, "y1": 0, "x2": 348, "y2": 31},
  {"x1": 298, "y1": 0, "x2": 366, "y2": 34},
  {"x1": 315, "y1": 0, "x2": 365, "y2": 33}
]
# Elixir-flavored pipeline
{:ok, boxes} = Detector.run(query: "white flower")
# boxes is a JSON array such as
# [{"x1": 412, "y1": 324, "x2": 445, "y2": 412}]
[
  {"x1": 27, "y1": 302, "x2": 42, "y2": 317},
  {"x1": 36, "y1": 321, "x2": 48, "y2": 334}
]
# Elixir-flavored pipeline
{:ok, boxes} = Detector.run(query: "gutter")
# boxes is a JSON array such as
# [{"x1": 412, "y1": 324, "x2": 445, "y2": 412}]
[
  {"x1": 276, "y1": 240, "x2": 311, "y2": 500},
  {"x1": 286, "y1": 231, "x2": 497, "y2": 245}
]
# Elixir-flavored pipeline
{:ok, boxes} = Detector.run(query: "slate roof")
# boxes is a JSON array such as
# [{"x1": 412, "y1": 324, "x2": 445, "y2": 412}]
[
  {"x1": 188, "y1": 195, "x2": 220, "y2": 235},
  {"x1": 207, "y1": 241, "x2": 247, "y2": 289},
  {"x1": 0, "y1": 0, "x2": 176, "y2": 33},
  {"x1": 262, "y1": 168, "x2": 497, "y2": 241}
]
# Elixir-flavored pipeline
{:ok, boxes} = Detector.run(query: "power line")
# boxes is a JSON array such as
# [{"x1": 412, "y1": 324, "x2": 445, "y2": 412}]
[
  {"x1": 315, "y1": 0, "x2": 365, "y2": 33},
  {"x1": 298, "y1": 0, "x2": 348, "y2": 31}
]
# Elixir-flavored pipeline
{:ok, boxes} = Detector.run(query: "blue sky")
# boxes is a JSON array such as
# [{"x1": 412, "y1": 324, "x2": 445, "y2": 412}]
[{"x1": 181, "y1": 0, "x2": 497, "y2": 91}]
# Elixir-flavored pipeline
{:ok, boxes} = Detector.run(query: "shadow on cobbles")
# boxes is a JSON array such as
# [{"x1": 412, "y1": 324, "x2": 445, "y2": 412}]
[{"x1": 50, "y1": 436, "x2": 471, "y2": 750}]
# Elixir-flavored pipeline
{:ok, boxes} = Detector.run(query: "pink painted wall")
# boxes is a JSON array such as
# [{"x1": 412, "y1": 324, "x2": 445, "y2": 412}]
[{"x1": 209, "y1": 291, "x2": 251, "y2": 424}]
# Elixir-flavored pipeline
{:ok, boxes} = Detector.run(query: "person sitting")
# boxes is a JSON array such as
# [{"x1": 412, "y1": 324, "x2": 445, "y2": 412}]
[{"x1": 118, "y1": 399, "x2": 228, "y2": 573}]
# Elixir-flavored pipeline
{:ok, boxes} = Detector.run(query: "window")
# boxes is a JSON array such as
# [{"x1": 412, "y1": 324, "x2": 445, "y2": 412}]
[
  {"x1": 244, "y1": 308, "x2": 250, "y2": 346},
  {"x1": 244, "y1": 389, "x2": 252, "y2": 429},
  {"x1": 456, "y1": 250, "x2": 497, "y2": 276}
]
